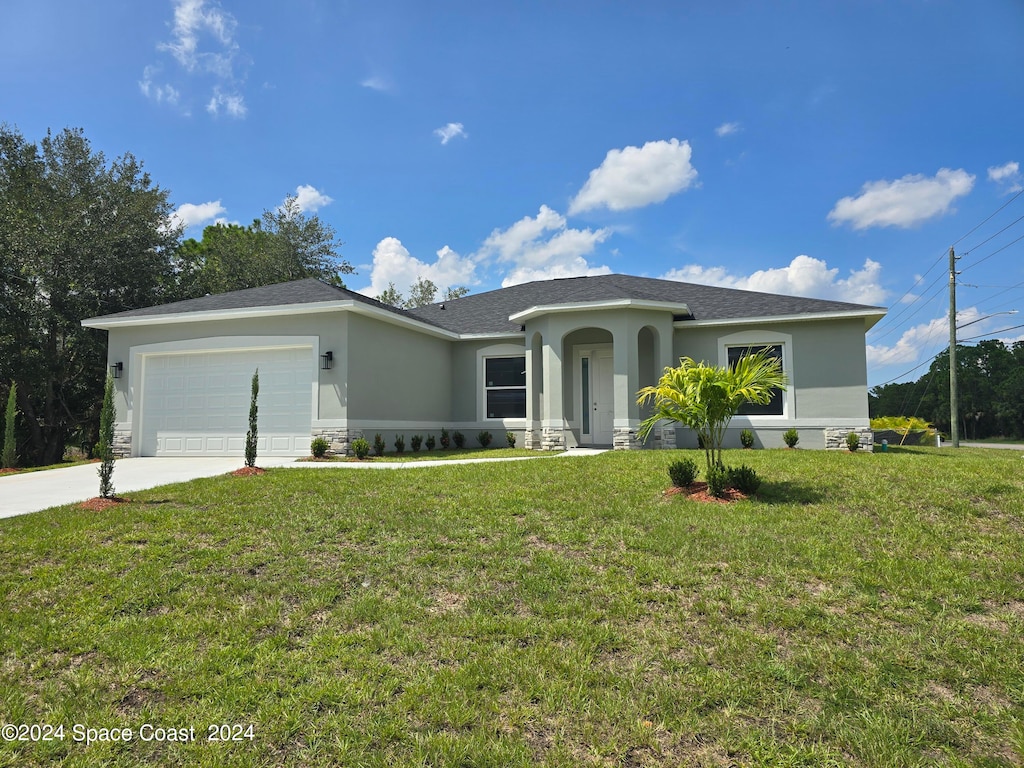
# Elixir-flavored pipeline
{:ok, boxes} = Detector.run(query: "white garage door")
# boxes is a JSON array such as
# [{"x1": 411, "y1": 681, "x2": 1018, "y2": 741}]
[{"x1": 140, "y1": 347, "x2": 313, "y2": 457}]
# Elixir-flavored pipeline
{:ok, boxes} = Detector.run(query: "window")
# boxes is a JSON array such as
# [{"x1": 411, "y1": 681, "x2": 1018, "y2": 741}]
[
  {"x1": 485, "y1": 356, "x2": 526, "y2": 418},
  {"x1": 727, "y1": 344, "x2": 784, "y2": 416}
]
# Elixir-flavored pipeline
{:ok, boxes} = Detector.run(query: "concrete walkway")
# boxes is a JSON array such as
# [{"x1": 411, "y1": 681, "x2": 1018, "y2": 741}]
[{"x1": 0, "y1": 448, "x2": 607, "y2": 520}]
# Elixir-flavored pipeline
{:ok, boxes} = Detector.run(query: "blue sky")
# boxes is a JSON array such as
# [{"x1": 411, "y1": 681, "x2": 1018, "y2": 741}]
[{"x1": 4, "y1": 0, "x2": 1024, "y2": 387}]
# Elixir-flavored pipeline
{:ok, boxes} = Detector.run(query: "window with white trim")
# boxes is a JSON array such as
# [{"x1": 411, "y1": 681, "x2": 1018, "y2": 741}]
[
  {"x1": 484, "y1": 356, "x2": 526, "y2": 418},
  {"x1": 727, "y1": 344, "x2": 785, "y2": 416}
]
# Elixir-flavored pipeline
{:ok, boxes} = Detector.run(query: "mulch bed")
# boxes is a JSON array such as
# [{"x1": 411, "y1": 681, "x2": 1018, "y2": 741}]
[
  {"x1": 663, "y1": 481, "x2": 749, "y2": 504},
  {"x1": 231, "y1": 466, "x2": 266, "y2": 476},
  {"x1": 80, "y1": 496, "x2": 131, "y2": 511},
  {"x1": 0, "y1": 468, "x2": 19, "y2": 475}
]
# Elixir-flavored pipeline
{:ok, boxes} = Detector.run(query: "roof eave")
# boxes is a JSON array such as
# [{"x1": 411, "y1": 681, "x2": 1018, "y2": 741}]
[
  {"x1": 81, "y1": 300, "x2": 461, "y2": 340},
  {"x1": 508, "y1": 298, "x2": 690, "y2": 324},
  {"x1": 675, "y1": 308, "x2": 887, "y2": 332}
]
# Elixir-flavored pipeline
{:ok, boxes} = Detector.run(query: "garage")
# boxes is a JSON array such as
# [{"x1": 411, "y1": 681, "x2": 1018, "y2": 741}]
[{"x1": 139, "y1": 346, "x2": 313, "y2": 457}]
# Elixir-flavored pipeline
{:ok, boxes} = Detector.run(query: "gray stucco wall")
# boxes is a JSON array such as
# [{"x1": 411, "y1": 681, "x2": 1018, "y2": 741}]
[
  {"x1": 345, "y1": 313, "x2": 453, "y2": 423},
  {"x1": 103, "y1": 311, "x2": 348, "y2": 427},
  {"x1": 672, "y1": 318, "x2": 869, "y2": 420}
]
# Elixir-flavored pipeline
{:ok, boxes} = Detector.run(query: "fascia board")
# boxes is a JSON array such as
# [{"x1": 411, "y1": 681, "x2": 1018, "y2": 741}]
[
  {"x1": 674, "y1": 308, "x2": 887, "y2": 331},
  {"x1": 81, "y1": 300, "x2": 461, "y2": 340},
  {"x1": 509, "y1": 299, "x2": 688, "y2": 324}
]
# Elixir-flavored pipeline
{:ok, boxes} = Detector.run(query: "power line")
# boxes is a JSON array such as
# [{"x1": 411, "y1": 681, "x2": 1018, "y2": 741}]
[
  {"x1": 868, "y1": 187, "x2": 1024, "y2": 339},
  {"x1": 959, "y1": 322, "x2": 1024, "y2": 342},
  {"x1": 960, "y1": 231, "x2": 1024, "y2": 273}
]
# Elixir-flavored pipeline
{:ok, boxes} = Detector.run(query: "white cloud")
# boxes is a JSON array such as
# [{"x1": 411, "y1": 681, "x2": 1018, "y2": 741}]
[
  {"x1": 160, "y1": 0, "x2": 237, "y2": 75},
  {"x1": 473, "y1": 205, "x2": 612, "y2": 287},
  {"x1": 206, "y1": 87, "x2": 246, "y2": 118},
  {"x1": 569, "y1": 138, "x2": 698, "y2": 215},
  {"x1": 434, "y1": 123, "x2": 467, "y2": 145},
  {"x1": 827, "y1": 168, "x2": 975, "y2": 230},
  {"x1": 715, "y1": 121, "x2": 740, "y2": 137},
  {"x1": 144, "y1": 0, "x2": 248, "y2": 118},
  {"x1": 360, "y1": 75, "x2": 391, "y2": 92},
  {"x1": 168, "y1": 200, "x2": 227, "y2": 232},
  {"x1": 662, "y1": 255, "x2": 887, "y2": 305},
  {"x1": 867, "y1": 314, "x2": 949, "y2": 367},
  {"x1": 291, "y1": 185, "x2": 333, "y2": 213},
  {"x1": 988, "y1": 161, "x2": 1022, "y2": 194},
  {"x1": 139, "y1": 66, "x2": 181, "y2": 107},
  {"x1": 360, "y1": 238, "x2": 478, "y2": 299}
]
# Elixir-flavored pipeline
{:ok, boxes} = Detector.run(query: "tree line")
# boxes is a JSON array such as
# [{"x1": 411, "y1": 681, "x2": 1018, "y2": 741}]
[
  {"x1": 869, "y1": 340, "x2": 1024, "y2": 440},
  {"x1": 0, "y1": 125, "x2": 356, "y2": 466}
]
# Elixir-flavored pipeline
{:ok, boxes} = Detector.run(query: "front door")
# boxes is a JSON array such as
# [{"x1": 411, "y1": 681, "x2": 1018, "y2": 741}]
[{"x1": 581, "y1": 347, "x2": 614, "y2": 445}]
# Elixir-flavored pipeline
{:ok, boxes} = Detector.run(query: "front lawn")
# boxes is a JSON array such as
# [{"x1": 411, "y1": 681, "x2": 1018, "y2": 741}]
[{"x1": 1, "y1": 448, "x2": 1022, "y2": 767}]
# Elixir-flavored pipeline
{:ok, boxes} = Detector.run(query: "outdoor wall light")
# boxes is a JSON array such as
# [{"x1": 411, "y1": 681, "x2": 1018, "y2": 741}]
[
  {"x1": 320, "y1": 351, "x2": 333, "y2": 370},
  {"x1": 110, "y1": 361, "x2": 123, "y2": 379}
]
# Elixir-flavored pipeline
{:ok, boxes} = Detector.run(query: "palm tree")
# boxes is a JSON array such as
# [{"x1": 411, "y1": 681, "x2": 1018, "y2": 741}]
[{"x1": 637, "y1": 348, "x2": 788, "y2": 473}]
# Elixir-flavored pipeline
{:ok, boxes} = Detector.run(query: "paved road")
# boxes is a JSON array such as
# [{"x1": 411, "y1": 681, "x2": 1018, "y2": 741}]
[
  {"x1": 0, "y1": 449, "x2": 606, "y2": 520},
  {"x1": 958, "y1": 442, "x2": 1024, "y2": 450}
]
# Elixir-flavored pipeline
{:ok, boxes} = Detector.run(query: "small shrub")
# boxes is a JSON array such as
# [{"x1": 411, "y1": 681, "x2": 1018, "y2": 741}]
[
  {"x1": 740, "y1": 429, "x2": 754, "y2": 449},
  {"x1": 506, "y1": 431, "x2": 516, "y2": 448},
  {"x1": 783, "y1": 428, "x2": 799, "y2": 448},
  {"x1": 245, "y1": 369, "x2": 259, "y2": 468},
  {"x1": 440, "y1": 428, "x2": 450, "y2": 450},
  {"x1": 352, "y1": 437, "x2": 370, "y2": 459},
  {"x1": 411, "y1": 434, "x2": 423, "y2": 452},
  {"x1": 394, "y1": 434, "x2": 405, "y2": 453},
  {"x1": 2, "y1": 382, "x2": 17, "y2": 469},
  {"x1": 452, "y1": 430, "x2": 465, "y2": 449},
  {"x1": 425, "y1": 434, "x2": 436, "y2": 450},
  {"x1": 706, "y1": 464, "x2": 729, "y2": 498},
  {"x1": 97, "y1": 375, "x2": 116, "y2": 498},
  {"x1": 667, "y1": 458, "x2": 698, "y2": 488},
  {"x1": 477, "y1": 430, "x2": 492, "y2": 448},
  {"x1": 727, "y1": 464, "x2": 761, "y2": 495},
  {"x1": 373, "y1": 433, "x2": 386, "y2": 457},
  {"x1": 847, "y1": 431, "x2": 861, "y2": 452},
  {"x1": 310, "y1": 436, "x2": 329, "y2": 458}
]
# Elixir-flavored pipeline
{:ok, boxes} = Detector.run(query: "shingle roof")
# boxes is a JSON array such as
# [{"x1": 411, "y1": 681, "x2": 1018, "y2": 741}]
[
  {"x1": 85, "y1": 274, "x2": 885, "y2": 334},
  {"x1": 86, "y1": 278, "x2": 419, "y2": 321},
  {"x1": 407, "y1": 273, "x2": 885, "y2": 334}
]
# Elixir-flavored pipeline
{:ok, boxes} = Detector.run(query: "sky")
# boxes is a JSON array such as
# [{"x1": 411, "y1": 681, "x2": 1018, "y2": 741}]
[{"x1": 3, "y1": 0, "x2": 1024, "y2": 388}]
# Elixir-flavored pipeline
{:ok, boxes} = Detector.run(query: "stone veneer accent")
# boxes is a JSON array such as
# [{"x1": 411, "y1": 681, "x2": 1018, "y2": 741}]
[
  {"x1": 112, "y1": 428, "x2": 132, "y2": 458},
  {"x1": 824, "y1": 427, "x2": 873, "y2": 452},
  {"x1": 613, "y1": 426, "x2": 642, "y2": 450},
  {"x1": 651, "y1": 425, "x2": 676, "y2": 450},
  {"x1": 311, "y1": 427, "x2": 364, "y2": 457},
  {"x1": 540, "y1": 427, "x2": 565, "y2": 451},
  {"x1": 524, "y1": 428, "x2": 541, "y2": 450}
]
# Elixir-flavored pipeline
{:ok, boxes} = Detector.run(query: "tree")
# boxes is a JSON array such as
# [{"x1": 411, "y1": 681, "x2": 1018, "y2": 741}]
[
  {"x1": 637, "y1": 349, "x2": 788, "y2": 474},
  {"x1": 96, "y1": 375, "x2": 116, "y2": 498},
  {"x1": 244, "y1": 369, "x2": 259, "y2": 468},
  {"x1": 175, "y1": 196, "x2": 352, "y2": 299},
  {"x1": 0, "y1": 125, "x2": 179, "y2": 466},
  {"x1": 2, "y1": 382, "x2": 17, "y2": 469},
  {"x1": 375, "y1": 276, "x2": 470, "y2": 308}
]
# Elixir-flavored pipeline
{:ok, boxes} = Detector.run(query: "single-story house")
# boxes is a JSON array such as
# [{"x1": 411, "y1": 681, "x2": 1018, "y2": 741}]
[{"x1": 82, "y1": 273, "x2": 886, "y2": 457}]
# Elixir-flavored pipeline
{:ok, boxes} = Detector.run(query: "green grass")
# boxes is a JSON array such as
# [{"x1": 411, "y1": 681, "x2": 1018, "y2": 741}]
[
  {"x1": 1, "y1": 447, "x2": 1022, "y2": 767},
  {"x1": 0, "y1": 458, "x2": 96, "y2": 474}
]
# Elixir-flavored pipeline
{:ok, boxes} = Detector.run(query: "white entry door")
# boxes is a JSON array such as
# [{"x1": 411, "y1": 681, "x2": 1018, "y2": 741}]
[{"x1": 581, "y1": 347, "x2": 614, "y2": 445}]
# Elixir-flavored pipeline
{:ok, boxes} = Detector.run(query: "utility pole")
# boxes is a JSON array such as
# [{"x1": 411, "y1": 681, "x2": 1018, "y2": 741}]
[{"x1": 949, "y1": 246, "x2": 959, "y2": 448}]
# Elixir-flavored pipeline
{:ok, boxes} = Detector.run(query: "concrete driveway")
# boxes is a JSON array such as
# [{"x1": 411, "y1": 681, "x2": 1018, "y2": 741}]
[
  {"x1": 0, "y1": 456, "x2": 298, "y2": 519},
  {"x1": 0, "y1": 449, "x2": 606, "y2": 520}
]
